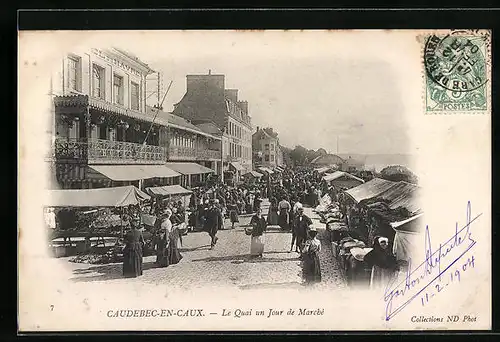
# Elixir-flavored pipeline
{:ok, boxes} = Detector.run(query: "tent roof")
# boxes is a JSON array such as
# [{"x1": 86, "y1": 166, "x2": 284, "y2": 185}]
[
  {"x1": 89, "y1": 165, "x2": 180, "y2": 181},
  {"x1": 344, "y1": 178, "x2": 396, "y2": 203},
  {"x1": 146, "y1": 184, "x2": 192, "y2": 197},
  {"x1": 323, "y1": 171, "x2": 365, "y2": 183},
  {"x1": 165, "y1": 162, "x2": 215, "y2": 175},
  {"x1": 46, "y1": 186, "x2": 150, "y2": 207},
  {"x1": 367, "y1": 181, "x2": 421, "y2": 214}
]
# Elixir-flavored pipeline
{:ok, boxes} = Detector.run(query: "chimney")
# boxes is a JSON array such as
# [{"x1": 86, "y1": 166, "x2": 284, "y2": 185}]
[
  {"x1": 238, "y1": 100, "x2": 248, "y2": 115},
  {"x1": 256, "y1": 126, "x2": 260, "y2": 133},
  {"x1": 225, "y1": 89, "x2": 238, "y2": 103},
  {"x1": 208, "y1": 69, "x2": 211, "y2": 75}
]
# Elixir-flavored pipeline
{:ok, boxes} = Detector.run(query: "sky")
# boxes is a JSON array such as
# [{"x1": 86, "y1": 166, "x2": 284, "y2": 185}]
[{"x1": 65, "y1": 31, "x2": 418, "y2": 154}]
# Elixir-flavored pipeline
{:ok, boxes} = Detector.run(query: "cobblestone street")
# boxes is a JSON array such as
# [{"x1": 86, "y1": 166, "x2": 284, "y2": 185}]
[{"x1": 66, "y1": 200, "x2": 346, "y2": 291}]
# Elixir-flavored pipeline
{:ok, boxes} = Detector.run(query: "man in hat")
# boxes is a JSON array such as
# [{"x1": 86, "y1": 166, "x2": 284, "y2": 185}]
[{"x1": 292, "y1": 203, "x2": 313, "y2": 254}]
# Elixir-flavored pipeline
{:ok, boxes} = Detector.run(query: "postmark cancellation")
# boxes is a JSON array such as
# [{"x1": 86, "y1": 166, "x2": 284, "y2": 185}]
[{"x1": 423, "y1": 30, "x2": 491, "y2": 114}]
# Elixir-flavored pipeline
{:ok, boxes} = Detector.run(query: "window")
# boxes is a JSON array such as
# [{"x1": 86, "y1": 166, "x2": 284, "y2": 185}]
[
  {"x1": 270, "y1": 155, "x2": 275, "y2": 162},
  {"x1": 92, "y1": 64, "x2": 105, "y2": 99},
  {"x1": 68, "y1": 56, "x2": 81, "y2": 92},
  {"x1": 131, "y1": 82, "x2": 140, "y2": 110},
  {"x1": 264, "y1": 143, "x2": 269, "y2": 151},
  {"x1": 265, "y1": 155, "x2": 270, "y2": 162},
  {"x1": 271, "y1": 143, "x2": 275, "y2": 151},
  {"x1": 113, "y1": 74, "x2": 124, "y2": 105}
]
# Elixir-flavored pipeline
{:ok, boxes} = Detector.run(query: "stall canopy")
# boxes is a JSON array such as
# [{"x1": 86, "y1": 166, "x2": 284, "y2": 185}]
[
  {"x1": 344, "y1": 178, "x2": 396, "y2": 204},
  {"x1": 145, "y1": 184, "x2": 192, "y2": 197},
  {"x1": 315, "y1": 166, "x2": 332, "y2": 174},
  {"x1": 230, "y1": 162, "x2": 244, "y2": 171},
  {"x1": 274, "y1": 166, "x2": 285, "y2": 173},
  {"x1": 323, "y1": 171, "x2": 364, "y2": 183},
  {"x1": 243, "y1": 171, "x2": 264, "y2": 178},
  {"x1": 46, "y1": 186, "x2": 150, "y2": 207},
  {"x1": 165, "y1": 162, "x2": 215, "y2": 175},
  {"x1": 258, "y1": 167, "x2": 274, "y2": 174},
  {"x1": 390, "y1": 214, "x2": 424, "y2": 261},
  {"x1": 367, "y1": 181, "x2": 421, "y2": 215},
  {"x1": 89, "y1": 165, "x2": 180, "y2": 181}
]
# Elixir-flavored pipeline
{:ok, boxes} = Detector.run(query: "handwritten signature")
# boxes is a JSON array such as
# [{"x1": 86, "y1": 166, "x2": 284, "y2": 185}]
[{"x1": 384, "y1": 201, "x2": 481, "y2": 321}]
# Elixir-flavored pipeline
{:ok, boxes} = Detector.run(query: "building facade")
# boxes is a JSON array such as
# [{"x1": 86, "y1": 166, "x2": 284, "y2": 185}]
[
  {"x1": 252, "y1": 127, "x2": 284, "y2": 169},
  {"x1": 49, "y1": 47, "x2": 221, "y2": 190},
  {"x1": 172, "y1": 72, "x2": 253, "y2": 179}
]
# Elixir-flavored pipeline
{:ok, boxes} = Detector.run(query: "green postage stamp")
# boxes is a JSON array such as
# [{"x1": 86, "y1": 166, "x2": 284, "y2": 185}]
[{"x1": 423, "y1": 30, "x2": 491, "y2": 114}]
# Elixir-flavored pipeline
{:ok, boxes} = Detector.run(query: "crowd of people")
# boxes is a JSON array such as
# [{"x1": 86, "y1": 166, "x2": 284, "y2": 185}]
[{"x1": 121, "y1": 166, "x2": 404, "y2": 289}]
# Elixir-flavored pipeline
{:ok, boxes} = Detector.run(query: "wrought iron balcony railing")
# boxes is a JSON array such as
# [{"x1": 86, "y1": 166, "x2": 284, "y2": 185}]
[{"x1": 53, "y1": 138, "x2": 166, "y2": 164}]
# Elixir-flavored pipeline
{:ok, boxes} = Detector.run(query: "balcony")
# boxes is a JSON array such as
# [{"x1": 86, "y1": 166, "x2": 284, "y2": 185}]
[
  {"x1": 53, "y1": 138, "x2": 166, "y2": 164},
  {"x1": 168, "y1": 146, "x2": 221, "y2": 161}
]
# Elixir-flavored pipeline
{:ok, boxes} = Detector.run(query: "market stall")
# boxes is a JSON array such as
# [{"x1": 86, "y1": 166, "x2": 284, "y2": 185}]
[
  {"x1": 323, "y1": 171, "x2": 365, "y2": 190},
  {"x1": 46, "y1": 186, "x2": 151, "y2": 259}
]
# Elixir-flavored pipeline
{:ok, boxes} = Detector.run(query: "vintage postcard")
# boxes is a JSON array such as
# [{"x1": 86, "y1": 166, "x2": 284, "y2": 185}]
[{"x1": 18, "y1": 30, "x2": 491, "y2": 331}]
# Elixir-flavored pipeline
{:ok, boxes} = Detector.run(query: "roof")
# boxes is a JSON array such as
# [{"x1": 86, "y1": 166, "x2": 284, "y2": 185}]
[
  {"x1": 146, "y1": 185, "x2": 192, "y2": 197},
  {"x1": 367, "y1": 181, "x2": 421, "y2": 214},
  {"x1": 89, "y1": 165, "x2": 180, "y2": 181},
  {"x1": 165, "y1": 162, "x2": 215, "y2": 175},
  {"x1": 344, "y1": 178, "x2": 396, "y2": 203},
  {"x1": 194, "y1": 122, "x2": 222, "y2": 135},
  {"x1": 46, "y1": 186, "x2": 150, "y2": 207},
  {"x1": 323, "y1": 171, "x2": 365, "y2": 183},
  {"x1": 146, "y1": 106, "x2": 221, "y2": 139}
]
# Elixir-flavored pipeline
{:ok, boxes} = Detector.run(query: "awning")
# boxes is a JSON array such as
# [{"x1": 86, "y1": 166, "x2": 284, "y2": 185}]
[
  {"x1": 89, "y1": 165, "x2": 180, "y2": 181},
  {"x1": 344, "y1": 178, "x2": 396, "y2": 204},
  {"x1": 146, "y1": 184, "x2": 193, "y2": 197},
  {"x1": 165, "y1": 162, "x2": 215, "y2": 175},
  {"x1": 274, "y1": 166, "x2": 284, "y2": 173},
  {"x1": 258, "y1": 167, "x2": 274, "y2": 174},
  {"x1": 46, "y1": 186, "x2": 150, "y2": 207},
  {"x1": 230, "y1": 162, "x2": 244, "y2": 171},
  {"x1": 243, "y1": 171, "x2": 264, "y2": 178}
]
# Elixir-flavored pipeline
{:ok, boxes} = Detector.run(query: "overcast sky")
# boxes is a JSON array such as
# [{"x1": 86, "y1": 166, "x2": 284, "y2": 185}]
[{"x1": 99, "y1": 31, "x2": 417, "y2": 154}]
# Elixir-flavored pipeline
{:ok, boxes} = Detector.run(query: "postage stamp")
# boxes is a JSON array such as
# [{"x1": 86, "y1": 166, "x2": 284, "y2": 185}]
[{"x1": 423, "y1": 30, "x2": 491, "y2": 114}]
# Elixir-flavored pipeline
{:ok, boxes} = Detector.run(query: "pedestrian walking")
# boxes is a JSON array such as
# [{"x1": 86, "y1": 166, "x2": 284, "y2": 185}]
[
  {"x1": 302, "y1": 226, "x2": 322, "y2": 284},
  {"x1": 250, "y1": 207, "x2": 267, "y2": 258},
  {"x1": 122, "y1": 219, "x2": 145, "y2": 278},
  {"x1": 156, "y1": 209, "x2": 172, "y2": 268},
  {"x1": 278, "y1": 196, "x2": 291, "y2": 230},
  {"x1": 228, "y1": 201, "x2": 239, "y2": 229},
  {"x1": 293, "y1": 204, "x2": 313, "y2": 255}
]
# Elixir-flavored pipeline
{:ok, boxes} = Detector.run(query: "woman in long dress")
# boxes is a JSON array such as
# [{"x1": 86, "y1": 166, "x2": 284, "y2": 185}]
[
  {"x1": 228, "y1": 200, "x2": 239, "y2": 229},
  {"x1": 123, "y1": 219, "x2": 145, "y2": 278},
  {"x1": 167, "y1": 221, "x2": 183, "y2": 265},
  {"x1": 267, "y1": 197, "x2": 279, "y2": 225},
  {"x1": 250, "y1": 208, "x2": 267, "y2": 257},
  {"x1": 302, "y1": 227, "x2": 322, "y2": 284},
  {"x1": 363, "y1": 236, "x2": 399, "y2": 290},
  {"x1": 156, "y1": 209, "x2": 172, "y2": 268}
]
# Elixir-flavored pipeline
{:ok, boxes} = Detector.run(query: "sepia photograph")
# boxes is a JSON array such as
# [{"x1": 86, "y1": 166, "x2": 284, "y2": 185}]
[{"x1": 18, "y1": 29, "x2": 491, "y2": 331}]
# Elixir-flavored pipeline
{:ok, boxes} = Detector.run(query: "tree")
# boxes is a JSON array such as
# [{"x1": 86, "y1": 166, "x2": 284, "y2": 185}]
[
  {"x1": 380, "y1": 165, "x2": 418, "y2": 184},
  {"x1": 289, "y1": 145, "x2": 308, "y2": 166}
]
